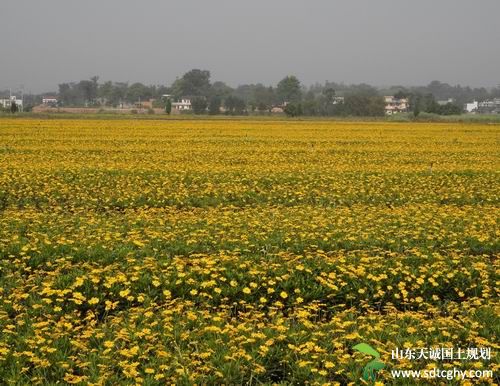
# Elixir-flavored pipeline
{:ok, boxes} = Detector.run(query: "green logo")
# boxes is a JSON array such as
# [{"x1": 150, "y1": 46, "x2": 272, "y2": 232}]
[{"x1": 352, "y1": 343, "x2": 385, "y2": 381}]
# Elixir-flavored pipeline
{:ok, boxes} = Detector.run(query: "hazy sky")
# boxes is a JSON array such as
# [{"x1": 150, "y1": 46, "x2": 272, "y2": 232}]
[{"x1": 2, "y1": 0, "x2": 500, "y2": 93}]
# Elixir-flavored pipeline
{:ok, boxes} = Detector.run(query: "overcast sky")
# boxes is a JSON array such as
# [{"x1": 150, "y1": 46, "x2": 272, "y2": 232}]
[{"x1": 2, "y1": 0, "x2": 500, "y2": 93}]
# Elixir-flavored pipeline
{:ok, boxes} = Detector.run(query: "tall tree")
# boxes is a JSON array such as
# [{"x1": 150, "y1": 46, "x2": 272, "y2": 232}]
[
  {"x1": 211, "y1": 81, "x2": 233, "y2": 98},
  {"x1": 251, "y1": 84, "x2": 276, "y2": 112},
  {"x1": 321, "y1": 87, "x2": 337, "y2": 115},
  {"x1": 191, "y1": 97, "x2": 208, "y2": 114},
  {"x1": 208, "y1": 96, "x2": 221, "y2": 115},
  {"x1": 77, "y1": 77, "x2": 99, "y2": 105},
  {"x1": 224, "y1": 96, "x2": 246, "y2": 115},
  {"x1": 173, "y1": 69, "x2": 211, "y2": 97},
  {"x1": 127, "y1": 82, "x2": 152, "y2": 103},
  {"x1": 276, "y1": 75, "x2": 302, "y2": 104},
  {"x1": 343, "y1": 95, "x2": 385, "y2": 116},
  {"x1": 284, "y1": 102, "x2": 303, "y2": 117},
  {"x1": 165, "y1": 99, "x2": 172, "y2": 115}
]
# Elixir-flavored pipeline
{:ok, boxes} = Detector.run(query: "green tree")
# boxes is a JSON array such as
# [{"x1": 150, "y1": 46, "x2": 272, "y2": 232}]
[
  {"x1": 323, "y1": 88, "x2": 336, "y2": 103},
  {"x1": 173, "y1": 69, "x2": 211, "y2": 97},
  {"x1": 366, "y1": 96, "x2": 386, "y2": 116},
  {"x1": 437, "y1": 103, "x2": 462, "y2": 115},
  {"x1": 413, "y1": 96, "x2": 421, "y2": 117},
  {"x1": 321, "y1": 88, "x2": 337, "y2": 116},
  {"x1": 98, "y1": 81, "x2": 114, "y2": 105},
  {"x1": 284, "y1": 102, "x2": 303, "y2": 117},
  {"x1": 211, "y1": 81, "x2": 233, "y2": 99},
  {"x1": 191, "y1": 97, "x2": 208, "y2": 114},
  {"x1": 127, "y1": 83, "x2": 152, "y2": 104},
  {"x1": 10, "y1": 101, "x2": 18, "y2": 113},
  {"x1": 208, "y1": 96, "x2": 221, "y2": 115},
  {"x1": 224, "y1": 96, "x2": 246, "y2": 115},
  {"x1": 343, "y1": 95, "x2": 385, "y2": 116},
  {"x1": 77, "y1": 77, "x2": 99, "y2": 105},
  {"x1": 251, "y1": 85, "x2": 276, "y2": 112},
  {"x1": 110, "y1": 82, "x2": 129, "y2": 106},
  {"x1": 302, "y1": 91, "x2": 319, "y2": 116},
  {"x1": 58, "y1": 82, "x2": 80, "y2": 106},
  {"x1": 394, "y1": 90, "x2": 407, "y2": 99},
  {"x1": 165, "y1": 99, "x2": 172, "y2": 115},
  {"x1": 277, "y1": 76, "x2": 302, "y2": 104}
]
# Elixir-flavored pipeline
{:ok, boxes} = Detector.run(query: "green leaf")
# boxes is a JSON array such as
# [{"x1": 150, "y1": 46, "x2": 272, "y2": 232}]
[
  {"x1": 363, "y1": 359, "x2": 386, "y2": 381},
  {"x1": 352, "y1": 343, "x2": 380, "y2": 358},
  {"x1": 369, "y1": 360, "x2": 385, "y2": 371}
]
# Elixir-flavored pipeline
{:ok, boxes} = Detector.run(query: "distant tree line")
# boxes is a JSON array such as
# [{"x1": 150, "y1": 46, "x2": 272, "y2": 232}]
[{"x1": 2, "y1": 73, "x2": 500, "y2": 116}]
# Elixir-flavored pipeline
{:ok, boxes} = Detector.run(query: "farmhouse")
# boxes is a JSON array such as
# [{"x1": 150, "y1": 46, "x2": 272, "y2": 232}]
[
  {"x1": 465, "y1": 101, "x2": 478, "y2": 113},
  {"x1": 172, "y1": 98, "x2": 192, "y2": 111},
  {"x1": 0, "y1": 96, "x2": 23, "y2": 111},
  {"x1": 134, "y1": 99, "x2": 155, "y2": 109},
  {"x1": 42, "y1": 96, "x2": 58, "y2": 105},
  {"x1": 477, "y1": 98, "x2": 500, "y2": 114},
  {"x1": 384, "y1": 96, "x2": 409, "y2": 115}
]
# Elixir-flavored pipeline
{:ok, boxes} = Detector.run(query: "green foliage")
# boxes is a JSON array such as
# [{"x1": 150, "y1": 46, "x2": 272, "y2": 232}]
[
  {"x1": 284, "y1": 102, "x2": 303, "y2": 117},
  {"x1": 165, "y1": 99, "x2": 172, "y2": 115},
  {"x1": 211, "y1": 81, "x2": 233, "y2": 99},
  {"x1": 250, "y1": 84, "x2": 276, "y2": 112},
  {"x1": 224, "y1": 96, "x2": 246, "y2": 115},
  {"x1": 277, "y1": 75, "x2": 302, "y2": 104},
  {"x1": 301, "y1": 99, "x2": 319, "y2": 116},
  {"x1": 352, "y1": 343, "x2": 380, "y2": 358},
  {"x1": 172, "y1": 69, "x2": 211, "y2": 98},
  {"x1": 208, "y1": 96, "x2": 221, "y2": 115},
  {"x1": 342, "y1": 95, "x2": 385, "y2": 116},
  {"x1": 191, "y1": 97, "x2": 208, "y2": 114},
  {"x1": 10, "y1": 101, "x2": 18, "y2": 114}
]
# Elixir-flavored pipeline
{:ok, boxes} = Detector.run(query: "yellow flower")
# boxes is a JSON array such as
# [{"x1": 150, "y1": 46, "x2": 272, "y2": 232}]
[
  {"x1": 88, "y1": 297, "x2": 99, "y2": 305},
  {"x1": 104, "y1": 341, "x2": 114, "y2": 349},
  {"x1": 243, "y1": 287, "x2": 251, "y2": 294},
  {"x1": 280, "y1": 291, "x2": 288, "y2": 299}
]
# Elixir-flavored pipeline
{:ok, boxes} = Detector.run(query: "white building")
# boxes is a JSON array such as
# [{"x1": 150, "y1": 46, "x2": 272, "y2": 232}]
[
  {"x1": 437, "y1": 98, "x2": 455, "y2": 106},
  {"x1": 332, "y1": 96, "x2": 344, "y2": 105},
  {"x1": 384, "y1": 96, "x2": 410, "y2": 115},
  {"x1": 42, "y1": 96, "x2": 58, "y2": 105},
  {"x1": 172, "y1": 98, "x2": 192, "y2": 111},
  {"x1": 0, "y1": 96, "x2": 23, "y2": 111},
  {"x1": 477, "y1": 98, "x2": 500, "y2": 114},
  {"x1": 465, "y1": 101, "x2": 478, "y2": 113}
]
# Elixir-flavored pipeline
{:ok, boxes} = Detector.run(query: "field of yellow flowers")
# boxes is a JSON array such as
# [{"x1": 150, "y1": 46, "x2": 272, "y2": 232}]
[{"x1": 0, "y1": 118, "x2": 498, "y2": 385}]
